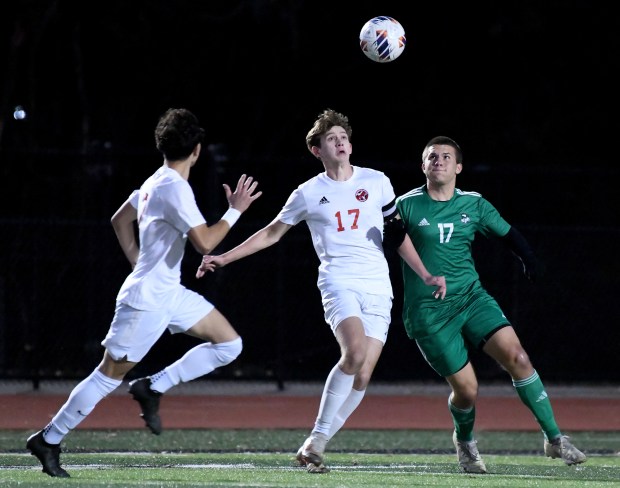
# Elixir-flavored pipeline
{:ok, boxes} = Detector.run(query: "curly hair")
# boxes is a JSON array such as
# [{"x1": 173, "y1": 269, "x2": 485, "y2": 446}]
[
  {"x1": 154, "y1": 108, "x2": 205, "y2": 161},
  {"x1": 305, "y1": 108, "x2": 352, "y2": 153}
]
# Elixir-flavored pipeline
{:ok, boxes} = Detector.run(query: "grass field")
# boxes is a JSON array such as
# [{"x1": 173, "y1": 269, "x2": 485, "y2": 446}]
[{"x1": 1, "y1": 429, "x2": 618, "y2": 487}]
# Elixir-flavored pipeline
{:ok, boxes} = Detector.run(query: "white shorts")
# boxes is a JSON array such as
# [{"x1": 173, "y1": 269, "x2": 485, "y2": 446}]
[
  {"x1": 101, "y1": 287, "x2": 214, "y2": 362},
  {"x1": 321, "y1": 289, "x2": 392, "y2": 344}
]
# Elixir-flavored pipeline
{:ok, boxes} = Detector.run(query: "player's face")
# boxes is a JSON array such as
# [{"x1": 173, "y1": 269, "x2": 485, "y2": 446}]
[
  {"x1": 422, "y1": 144, "x2": 461, "y2": 183},
  {"x1": 316, "y1": 126, "x2": 352, "y2": 164}
]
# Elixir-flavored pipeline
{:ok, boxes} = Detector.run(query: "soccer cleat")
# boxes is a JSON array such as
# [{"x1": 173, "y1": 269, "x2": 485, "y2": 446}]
[
  {"x1": 544, "y1": 435, "x2": 586, "y2": 465},
  {"x1": 452, "y1": 431, "x2": 488, "y2": 474},
  {"x1": 306, "y1": 461, "x2": 331, "y2": 474},
  {"x1": 298, "y1": 432, "x2": 329, "y2": 473},
  {"x1": 295, "y1": 445, "x2": 307, "y2": 467},
  {"x1": 26, "y1": 430, "x2": 70, "y2": 478},
  {"x1": 128, "y1": 377, "x2": 163, "y2": 435}
]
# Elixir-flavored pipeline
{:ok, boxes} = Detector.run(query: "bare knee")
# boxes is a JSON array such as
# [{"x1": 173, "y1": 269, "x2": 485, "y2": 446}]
[
  {"x1": 450, "y1": 382, "x2": 478, "y2": 406},
  {"x1": 99, "y1": 351, "x2": 135, "y2": 380},
  {"x1": 353, "y1": 369, "x2": 373, "y2": 390},
  {"x1": 339, "y1": 348, "x2": 366, "y2": 374},
  {"x1": 447, "y1": 367, "x2": 479, "y2": 407},
  {"x1": 498, "y1": 345, "x2": 533, "y2": 378}
]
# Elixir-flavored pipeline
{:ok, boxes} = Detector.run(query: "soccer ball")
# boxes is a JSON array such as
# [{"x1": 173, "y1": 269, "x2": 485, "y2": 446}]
[{"x1": 359, "y1": 16, "x2": 406, "y2": 63}]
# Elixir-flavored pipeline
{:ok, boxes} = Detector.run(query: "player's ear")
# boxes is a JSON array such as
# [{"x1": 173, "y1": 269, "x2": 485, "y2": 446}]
[
  {"x1": 455, "y1": 162, "x2": 463, "y2": 174},
  {"x1": 310, "y1": 145, "x2": 321, "y2": 159}
]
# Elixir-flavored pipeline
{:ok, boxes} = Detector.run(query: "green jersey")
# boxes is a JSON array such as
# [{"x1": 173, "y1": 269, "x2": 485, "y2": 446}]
[{"x1": 396, "y1": 185, "x2": 511, "y2": 339}]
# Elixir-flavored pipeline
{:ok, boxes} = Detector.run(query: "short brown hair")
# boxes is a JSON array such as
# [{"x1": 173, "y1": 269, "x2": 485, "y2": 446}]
[
  {"x1": 422, "y1": 136, "x2": 463, "y2": 165},
  {"x1": 305, "y1": 109, "x2": 352, "y2": 152}
]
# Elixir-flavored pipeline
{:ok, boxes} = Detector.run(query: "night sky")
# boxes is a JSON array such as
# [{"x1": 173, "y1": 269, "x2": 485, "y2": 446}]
[
  {"x1": 3, "y1": 1, "x2": 618, "y2": 168},
  {"x1": 1, "y1": 1, "x2": 618, "y2": 381}
]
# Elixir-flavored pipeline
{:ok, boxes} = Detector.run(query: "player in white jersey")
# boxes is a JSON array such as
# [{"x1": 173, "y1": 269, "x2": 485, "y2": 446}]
[
  {"x1": 196, "y1": 109, "x2": 446, "y2": 472},
  {"x1": 26, "y1": 108, "x2": 262, "y2": 478}
]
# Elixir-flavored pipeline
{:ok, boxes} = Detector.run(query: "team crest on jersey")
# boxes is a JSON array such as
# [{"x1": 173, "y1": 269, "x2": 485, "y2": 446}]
[
  {"x1": 460, "y1": 213, "x2": 470, "y2": 224},
  {"x1": 355, "y1": 189, "x2": 369, "y2": 202}
]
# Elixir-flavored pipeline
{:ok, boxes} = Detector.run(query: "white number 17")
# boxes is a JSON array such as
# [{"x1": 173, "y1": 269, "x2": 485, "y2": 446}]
[{"x1": 438, "y1": 223, "x2": 454, "y2": 243}]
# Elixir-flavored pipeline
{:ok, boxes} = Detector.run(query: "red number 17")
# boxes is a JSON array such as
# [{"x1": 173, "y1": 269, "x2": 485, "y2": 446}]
[{"x1": 335, "y1": 209, "x2": 360, "y2": 232}]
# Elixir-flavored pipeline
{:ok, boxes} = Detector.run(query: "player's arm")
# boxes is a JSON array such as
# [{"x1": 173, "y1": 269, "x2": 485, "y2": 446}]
[
  {"x1": 501, "y1": 226, "x2": 543, "y2": 283},
  {"x1": 397, "y1": 234, "x2": 447, "y2": 300},
  {"x1": 196, "y1": 218, "x2": 292, "y2": 278},
  {"x1": 188, "y1": 174, "x2": 262, "y2": 255},
  {"x1": 382, "y1": 214, "x2": 407, "y2": 253},
  {"x1": 383, "y1": 213, "x2": 446, "y2": 299},
  {"x1": 111, "y1": 199, "x2": 139, "y2": 268}
]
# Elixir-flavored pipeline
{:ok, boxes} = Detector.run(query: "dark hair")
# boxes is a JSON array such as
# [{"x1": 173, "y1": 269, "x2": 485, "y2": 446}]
[
  {"x1": 423, "y1": 136, "x2": 463, "y2": 165},
  {"x1": 154, "y1": 108, "x2": 205, "y2": 161},
  {"x1": 305, "y1": 108, "x2": 352, "y2": 152}
]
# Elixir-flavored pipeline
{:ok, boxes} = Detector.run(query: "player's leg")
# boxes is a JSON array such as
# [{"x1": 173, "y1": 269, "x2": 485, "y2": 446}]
[
  {"x1": 446, "y1": 364, "x2": 478, "y2": 439},
  {"x1": 416, "y1": 307, "x2": 487, "y2": 474},
  {"x1": 45, "y1": 352, "x2": 135, "y2": 444},
  {"x1": 483, "y1": 326, "x2": 559, "y2": 432},
  {"x1": 298, "y1": 316, "x2": 364, "y2": 470},
  {"x1": 323, "y1": 291, "x2": 391, "y2": 438},
  {"x1": 327, "y1": 336, "x2": 383, "y2": 439},
  {"x1": 445, "y1": 364, "x2": 488, "y2": 474},
  {"x1": 146, "y1": 307, "x2": 242, "y2": 394},
  {"x1": 327, "y1": 292, "x2": 391, "y2": 440},
  {"x1": 129, "y1": 289, "x2": 242, "y2": 433},
  {"x1": 27, "y1": 302, "x2": 164, "y2": 477},
  {"x1": 26, "y1": 353, "x2": 132, "y2": 478},
  {"x1": 483, "y1": 327, "x2": 586, "y2": 465}
]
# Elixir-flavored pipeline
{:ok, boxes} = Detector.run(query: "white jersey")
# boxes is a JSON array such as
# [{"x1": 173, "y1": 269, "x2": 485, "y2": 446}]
[
  {"x1": 277, "y1": 165, "x2": 396, "y2": 297},
  {"x1": 116, "y1": 166, "x2": 206, "y2": 310}
]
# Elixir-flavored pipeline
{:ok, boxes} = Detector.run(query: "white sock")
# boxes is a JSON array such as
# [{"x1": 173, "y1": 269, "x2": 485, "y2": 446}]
[
  {"x1": 328, "y1": 388, "x2": 365, "y2": 439},
  {"x1": 44, "y1": 369, "x2": 122, "y2": 444},
  {"x1": 150, "y1": 337, "x2": 242, "y2": 394},
  {"x1": 313, "y1": 365, "x2": 355, "y2": 436}
]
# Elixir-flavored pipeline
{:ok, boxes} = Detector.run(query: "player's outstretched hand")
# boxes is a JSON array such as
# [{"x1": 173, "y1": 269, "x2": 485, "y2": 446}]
[
  {"x1": 196, "y1": 255, "x2": 225, "y2": 279},
  {"x1": 522, "y1": 256, "x2": 545, "y2": 284},
  {"x1": 225, "y1": 174, "x2": 262, "y2": 213},
  {"x1": 424, "y1": 275, "x2": 447, "y2": 300}
]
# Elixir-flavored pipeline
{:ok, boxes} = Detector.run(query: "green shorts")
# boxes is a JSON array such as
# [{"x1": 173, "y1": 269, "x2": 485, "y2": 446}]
[{"x1": 412, "y1": 288, "x2": 510, "y2": 377}]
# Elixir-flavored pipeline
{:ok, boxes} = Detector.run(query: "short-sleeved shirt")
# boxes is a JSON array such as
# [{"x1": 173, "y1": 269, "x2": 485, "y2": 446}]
[
  {"x1": 277, "y1": 166, "x2": 396, "y2": 297},
  {"x1": 116, "y1": 166, "x2": 206, "y2": 310},
  {"x1": 396, "y1": 185, "x2": 511, "y2": 339}
]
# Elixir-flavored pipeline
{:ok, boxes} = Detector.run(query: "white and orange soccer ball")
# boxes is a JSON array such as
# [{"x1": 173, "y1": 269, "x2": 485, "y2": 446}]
[{"x1": 359, "y1": 16, "x2": 406, "y2": 63}]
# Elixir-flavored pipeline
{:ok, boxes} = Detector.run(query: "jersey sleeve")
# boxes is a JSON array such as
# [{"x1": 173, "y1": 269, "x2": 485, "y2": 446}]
[
  {"x1": 276, "y1": 187, "x2": 306, "y2": 226},
  {"x1": 127, "y1": 189, "x2": 140, "y2": 209},
  {"x1": 478, "y1": 197, "x2": 511, "y2": 237},
  {"x1": 381, "y1": 174, "x2": 397, "y2": 220}
]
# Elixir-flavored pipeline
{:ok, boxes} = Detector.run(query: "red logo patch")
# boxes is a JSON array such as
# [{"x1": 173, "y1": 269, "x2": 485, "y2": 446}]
[{"x1": 355, "y1": 189, "x2": 369, "y2": 202}]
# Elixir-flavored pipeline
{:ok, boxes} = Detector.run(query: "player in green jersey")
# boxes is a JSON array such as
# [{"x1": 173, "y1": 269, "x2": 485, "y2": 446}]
[{"x1": 395, "y1": 136, "x2": 586, "y2": 473}]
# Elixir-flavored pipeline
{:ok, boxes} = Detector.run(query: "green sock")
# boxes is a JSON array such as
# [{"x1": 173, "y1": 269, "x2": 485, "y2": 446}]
[
  {"x1": 448, "y1": 396, "x2": 476, "y2": 441},
  {"x1": 513, "y1": 370, "x2": 561, "y2": 440}
]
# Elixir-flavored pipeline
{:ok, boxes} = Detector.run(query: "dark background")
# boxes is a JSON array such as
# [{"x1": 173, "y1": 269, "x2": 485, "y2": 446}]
[{"x1": 0, "y1": 1, "x2": 618, "y2": 386}]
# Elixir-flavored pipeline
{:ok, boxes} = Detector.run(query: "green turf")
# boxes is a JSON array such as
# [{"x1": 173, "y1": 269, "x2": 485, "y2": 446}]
[{"x1": 1, "y1": 429, "x2": 618, "y2": 487}]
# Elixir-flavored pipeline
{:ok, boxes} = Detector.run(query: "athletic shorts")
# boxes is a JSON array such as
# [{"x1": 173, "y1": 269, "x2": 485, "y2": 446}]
[
  {"x1": 414, "y1": 289, "x2": 510, "y2": 377},
  {"x1": 321, "y1": 289, "x2": 392, "y2": 344},
  {"x1": 101, "y1": 286, "x2": 214, "y2": 362}
]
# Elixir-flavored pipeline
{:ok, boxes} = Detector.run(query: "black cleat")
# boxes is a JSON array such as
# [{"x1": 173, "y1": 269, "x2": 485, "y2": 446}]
[
  {"x1": 26, "y1": 430, "x2": 70, "y2": 478},
  {"x1": 128, "y1": 377, "x2": 162, "y2": 435}
]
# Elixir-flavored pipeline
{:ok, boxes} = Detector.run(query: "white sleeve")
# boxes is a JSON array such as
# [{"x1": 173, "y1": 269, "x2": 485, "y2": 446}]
[
  {"x1": 276, "y1": 187, "x2": 306, "y2": 226},
  {"x1": 128, "y1": 189, "x2": 140, "y2": 209}
]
